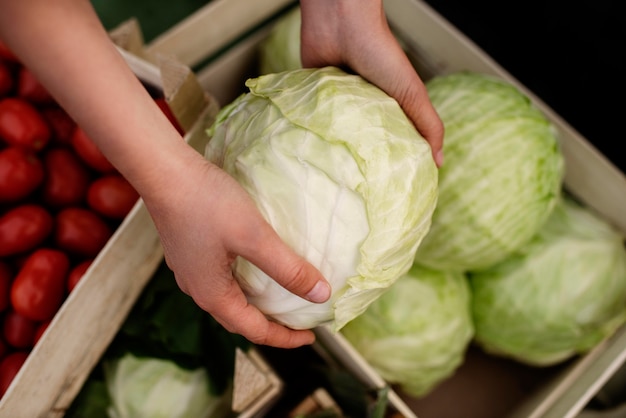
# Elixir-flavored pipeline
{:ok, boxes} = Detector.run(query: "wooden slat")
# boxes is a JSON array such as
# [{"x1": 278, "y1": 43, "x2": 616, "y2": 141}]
[{"x1": 145, "y1": 0, "x2": 295, "y2": 68}]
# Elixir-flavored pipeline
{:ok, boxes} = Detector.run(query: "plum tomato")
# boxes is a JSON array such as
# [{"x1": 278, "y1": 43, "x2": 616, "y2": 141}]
[
  {"x1": 67, "y1": 259, "x2": 92, "y2": 293},
  {"x1": 0, "y1": 262, "x2": 12, "y2": 313},
  {"x1": 53, "y1": 207, "x2": 112, "y2": 258},
  {"x1": 0, "y1": 204, "x2": 53, "y2": 257},
  {"x1": 41, "y1": 147, "x2": 91, "y2": 208},
  {"x1": 10, "y1": 248, "x2": 69, "y2": 322},
  {"x1": 0, "y1": 338, "x2": 7, "y2": 361},
  {"x1": 87, "y1": 174, "x2": 139, "y2": 219},
  {"x1": 0, "y1": 97, "x2": 50, "y2": 151},
  {"x1": 17, "y1": 66, "x2": 53, "y2": 104},
  {"x1": 0, "y1": 146, "x2": 44, "y2": 203},
  {"x1": 2, "y1": 310, "x2": 36, "y2": 349},
  {"x1": 70, "y1": 126, "x2": 115, "y2": 173},
  {"x1": 0, "y1": 61, "x2": 13, "y2": 98},
  {"x1": 0, "y1": 351, "x2": 28, "y2": 398},
  {"x1": 40, "y1": 105, "x2": 76, "y2": 145}
]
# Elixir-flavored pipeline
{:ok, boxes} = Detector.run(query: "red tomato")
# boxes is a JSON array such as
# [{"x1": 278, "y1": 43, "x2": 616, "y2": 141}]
[
  {"x1": 67, "y1": 259, "x2": 92, "y2": 293},
  {"x1": 0, "y1": 97, "x2": 50, "y2": 151},
  {"x1": 0, "y1": 204, "x2": 53, "y2": 257},
  {"x1": 40, "y1": 105, "x2": 75, "y2": 145},
  {"x1": 0, "y1": 351, "x2": 28, "y2": 398},
  {"x1": 0, "y1": 338, "x2": 7, "y2": 361},
  {"x1": 87, "y1": 174, "x2": 139, "y2": 219},
  {"x1": 10, "y1": 248, "x2": 69, "y2": 322},
  {"x1": 0, "y1": 146, "x2": 44, "y2": 203},
  {"x1": 0, "y1": 262, "x2": 12, "y2": 313},
  {"x1": 155, "y1": 97, "x2": 185, "y2": 135},
  {"x1": 41, "y1": 147, "x2": 91, "y2": 208},
  {"x1": 17, "y1": 66, "x2": 53, "y2": 104},
  {"x1": 2, "y1": 310, "x2": 36, "y2": 349},
  {"x1": 0, "y1": 61, "x2": 13, "y2": 98},
  {"x1": 70, "y1": 126, "x2": 115, "y2": 173},
  {"x1": 54, "y1": 207, "x2": 112, "y2": 257},
  {"x1": 33, "y1": 319, "x2": 50, "y2": 346},
  {"x1": 0, "y1": 40, "x2": 18, "y2": 63}
]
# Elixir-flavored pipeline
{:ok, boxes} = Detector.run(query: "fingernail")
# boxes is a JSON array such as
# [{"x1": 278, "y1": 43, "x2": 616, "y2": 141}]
[{"x1": 306, "y1": 280, "x2": 331, "y2": 303}]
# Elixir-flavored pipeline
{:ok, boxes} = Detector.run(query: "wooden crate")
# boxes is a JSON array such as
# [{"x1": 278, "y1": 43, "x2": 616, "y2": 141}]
[
  {"x1": 144, "y1": 1, "x2": 626, "y2": 417},
  {"x1": 6, "y1": 0, "x2": 625, "y2": 416}
]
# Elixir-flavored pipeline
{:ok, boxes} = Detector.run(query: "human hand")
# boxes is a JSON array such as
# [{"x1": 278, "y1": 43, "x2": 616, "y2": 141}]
[
  {"x1": 0, "y1": 0, "x2": 332, "y2": 349},
  {"x1": 299, "y1": 0, "x2": 444, "y2": 167},
  {"x1": 141, "y1": 148, "x2": 332, "y2": 348},
  {"x1": 6, "y1": 0, "x2": 442, "y2": 349}
]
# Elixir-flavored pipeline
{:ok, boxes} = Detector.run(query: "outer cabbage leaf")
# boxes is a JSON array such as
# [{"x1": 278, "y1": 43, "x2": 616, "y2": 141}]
[
  {"x1": 104, "y1": 353, "x2": 223, "y2": 418},
  {"x1": 206, "y1": 67, "x2": 438, "y2": 331},
  {"x1": 414, "y1": 72, "x2": 565, "y2": 272},
  {"x1": 341, "y1": 264, "x2": 474, "y2": 397},
  {"x1": 470, "y1": 197, "x2": 626, "y2": 366}
]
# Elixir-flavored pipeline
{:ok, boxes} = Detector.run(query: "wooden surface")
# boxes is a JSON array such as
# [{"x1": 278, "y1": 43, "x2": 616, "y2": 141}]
[{"x1": 145, "y1": 0, "x2": 295, "y2": 69}]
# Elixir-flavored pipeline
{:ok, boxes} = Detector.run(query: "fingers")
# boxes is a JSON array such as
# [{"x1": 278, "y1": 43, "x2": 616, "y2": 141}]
[
  {"x1": 193, "y1": 273, "x2": 317, "y2": 348},
  {"x1": 350, "y1": 29, "x2": 445, "y2": 166},
  {"x1": 300, "y1": 0, "x2": 445, "y2": 167},
  {"x1": 232, "y1": 218, "x2": 332, "y2": 304},
  {"x1": 397, "y1": 81, "x2": 445, "y2": 167},
  {"x1": 151, "y1": 158, "x2": 330, "y2": 348},
  {"x1": 201, "y1": 164, "x2": 331, "y2": 306}
]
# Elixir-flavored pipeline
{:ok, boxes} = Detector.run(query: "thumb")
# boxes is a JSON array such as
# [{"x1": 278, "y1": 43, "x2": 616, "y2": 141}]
[{"x1": 234, "y1": 221, "x2": 332, "y2": 304}]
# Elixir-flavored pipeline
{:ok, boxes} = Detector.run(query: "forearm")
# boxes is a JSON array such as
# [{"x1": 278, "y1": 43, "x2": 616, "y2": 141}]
[{"x1": 0, "y1": 0, "x2": 196, "y2": 201}]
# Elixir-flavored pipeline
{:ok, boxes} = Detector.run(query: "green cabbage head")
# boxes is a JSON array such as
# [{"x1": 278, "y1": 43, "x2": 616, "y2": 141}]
[
  {"x1": 414, "y1": 72, "x2": 565, "y2": 272},
  {"x1": 341, "y1": 264, "x2": 474, "y2": 397},
  {"x1": 258, "y1": 7, "x2": 301, "y2": 75},
  {"x1": 104, "y1": 353, "x2": 223, "y2": 418},
  {"x1": 471, "y1": 197, "x2": 626, "y2": 366},
  {"x1": 205, "y1": 67, "x2": 438, "y2": 331}
]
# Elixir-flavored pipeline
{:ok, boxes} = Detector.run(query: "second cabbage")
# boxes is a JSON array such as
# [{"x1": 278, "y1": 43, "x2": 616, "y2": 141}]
[{"x1": 414, "y1": 72, "x2": 565, "y2": 272}]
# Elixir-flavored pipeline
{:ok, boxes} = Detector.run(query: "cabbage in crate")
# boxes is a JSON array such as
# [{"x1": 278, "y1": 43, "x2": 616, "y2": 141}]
[
  {"x1": 205, "y1": 67, "x2": 438, "y2": 331},
  {"x1": 470, "y1": 197, "x2": 626, "y2": 366},
  {"x1": 341, "y1": 264, "x2": 474, "y2": 397},
  {"x1": 104, "y1": 353, "x2": 224, "y2": 418},
  {"x1": 258, "y1": 7, "x2": 301, "y2": 75},
  {"x1": 414, "y1": 72, "x2": 565, "y2": 272}
]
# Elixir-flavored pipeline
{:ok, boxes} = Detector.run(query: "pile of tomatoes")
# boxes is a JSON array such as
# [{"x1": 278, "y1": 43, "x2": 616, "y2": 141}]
[{"x1": 0, "y1": 41, "x2": 183, "y2": 398}]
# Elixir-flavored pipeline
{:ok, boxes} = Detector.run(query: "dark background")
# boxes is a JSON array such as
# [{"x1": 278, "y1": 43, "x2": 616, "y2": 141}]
[
  {"x1": 93, "y1": 0, "x2": 626, "y2": 173},
  {"x1": 423, "y1": 0, "x2": 625, "y2": 173}
]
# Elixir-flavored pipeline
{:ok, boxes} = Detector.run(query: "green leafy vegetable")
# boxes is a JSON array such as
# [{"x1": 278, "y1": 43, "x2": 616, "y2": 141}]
[
  {"x1": 341, "y1": 264, "x2": 473, "y2": 397},
  {"x1": 258, "y1": 6, "x2": 301, "y2": 74},
  {"x1": 67, "y1": 379, "x2": 111, "y2": 418},
  {"x1": 67, "y1": 262, "x2": 250, "y2": 417},
  {"x1": 414, "y1": 71, "x2": 565, "y2": 272},
  {"x1": 107, "y1": 263, "x2": 251, "y2": 389},
  {"x1": 205, "y1": 66, "x2": 438, "y2": 331},
  {"x1": 470, "y1": 196, "x2": 626, "y2": 366},
  {"x1": 104, "y1": 353, "x2": 225, "y2": 418}
]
